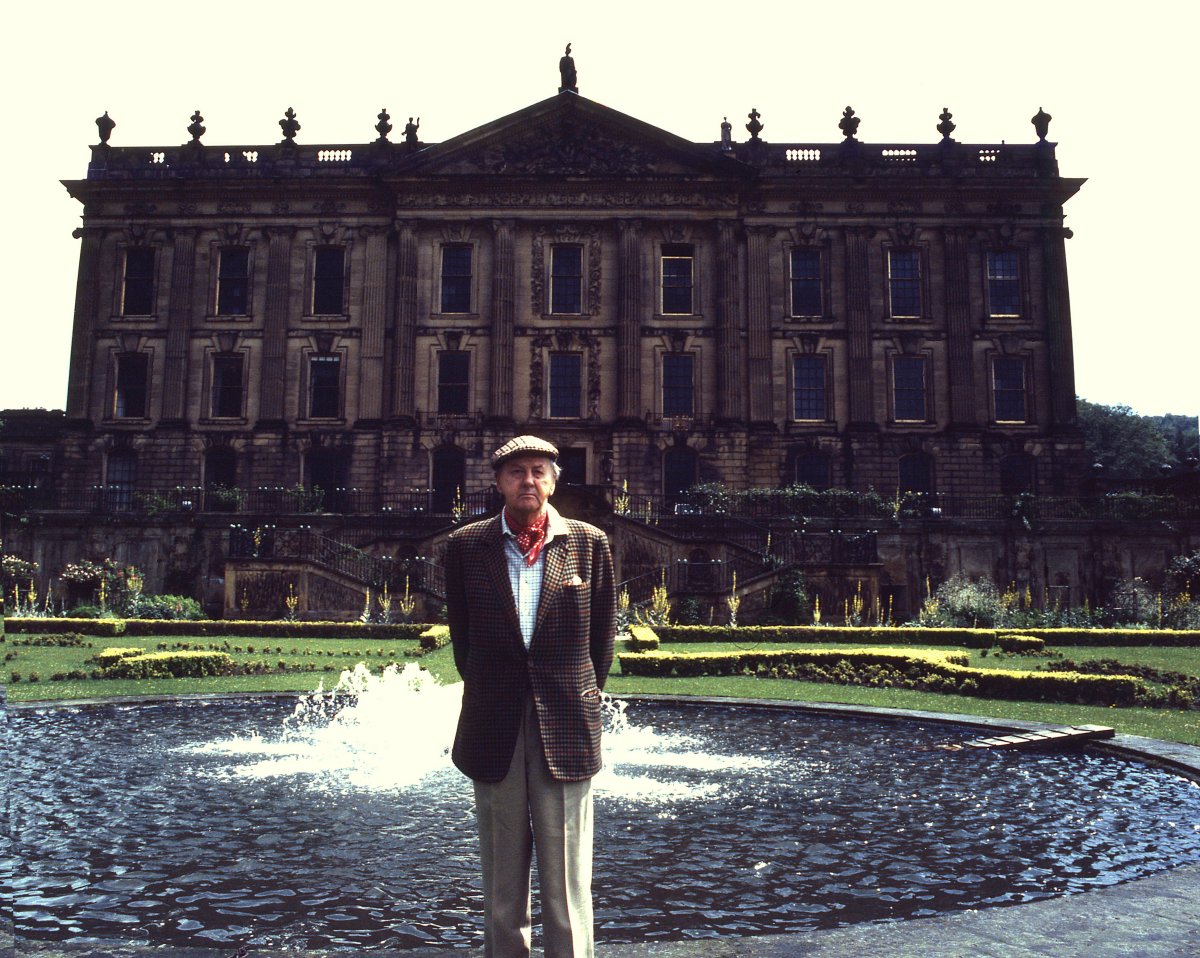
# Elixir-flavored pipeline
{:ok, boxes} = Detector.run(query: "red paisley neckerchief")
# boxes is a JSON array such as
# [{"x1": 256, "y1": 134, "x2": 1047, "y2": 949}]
[{"x1": 505, "y1": 508, "x2": 549, "y2": 566}]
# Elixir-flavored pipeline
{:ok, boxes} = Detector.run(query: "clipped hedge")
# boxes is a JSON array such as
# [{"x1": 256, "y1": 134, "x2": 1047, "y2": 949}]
[
  {"x1": 995, "y1": 634, "x2": 1046, "y2": 654},
  {"x1": 417, "y1": 625, "x2": 451, "y2": 652},
  {"x1": 4, "y1": 617, "x2": 432, "y2": 640},
  {"x1": 625, "y1": 625, "x2": 660, "y2": 652},
  {"x1": 4, "y1": 617, "x2": 127, "y2": 636},
  {"x1": 652, "y1": 624, "x2": 1000, "y2": 648},
  {"x1": 98, "y1": 649, "x2": 236, "y2": 679},
  {"x1": 618, "y1": 645, "x2": 1144, "y2": 707},
  {"x1": 997, "y1": 628, "x2": 1200, "y2": 648},
  {"x1": 92, "y1": 647, "x2": 144, "y2": 668}
]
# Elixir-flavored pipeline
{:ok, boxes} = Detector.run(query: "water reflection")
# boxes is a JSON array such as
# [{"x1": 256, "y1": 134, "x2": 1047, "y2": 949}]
[{"x1": 8, "y1": 664, "x2": 1200, "y2": 950}]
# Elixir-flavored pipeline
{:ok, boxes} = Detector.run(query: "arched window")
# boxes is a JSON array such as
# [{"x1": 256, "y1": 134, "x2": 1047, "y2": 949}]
[
  {"x1": 306, "y1": 448, "x2": 348, "y2": 511},
  {"x1": 793, "y1": 449, "x2": 831, "y2": 490},
  {"x1": 898, "y1": 452, "x2": 933, "y2": 495},
  {"x1": 105, "y1": 450, "x2": 137, "y2": 511},
  {"x1": 1000, "y1": 453, "x2": 1036, "y2": 496},
  {"x1": 431, "y1": 445, "x2": 466, "y2": 515},
  {"x1": 663, "y1": 446, "x2": 698, "y2": 506},
  {"x1": 205, "y1": 447, "x2": 238, "y2": 490}
]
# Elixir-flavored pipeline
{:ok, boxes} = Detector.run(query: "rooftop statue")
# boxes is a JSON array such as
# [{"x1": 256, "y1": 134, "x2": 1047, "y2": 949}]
[
  {"x1": 404, "y1": 116, "x2": 420, "y2": 146},
  {"x1": 559, "y1": 43, "x2": 578, "y2": 94}
]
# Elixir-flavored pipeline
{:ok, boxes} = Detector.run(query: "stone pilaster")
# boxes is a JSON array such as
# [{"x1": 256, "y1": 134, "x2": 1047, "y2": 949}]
[
  {"x1": 745, "y1": 225, "x2": 774, "y2": 423},
  {"x1": 391, "y1": 222, "x2": 418, "y2": 419},
  {"x1": 943, "y1": 228, "x2": 976, "y2": 425},
  {"x1": 66, "y1": 227, "x2": 104, "y2": 419},
  {"x1": 844, "y1": 228, "x2": 874, "y2": 426},
  {"x1": 489, "y1": 219, "x2": 516, "y2": 420},
  {"x1": 161, "y1": 229, "x2": 196, "y2": 422},
  {"x1": 1042, "y1": 225, "x2": 1077, "y2": 427},
  {"x1": 617, "y1": 219, "x2": 643, "y2": 421},
  {"x1": 357, "y1": 226, "x2": 390, "y2": 422},
  {"x1": 258, "y1": 226, "x2": 294, "y2": 424},
  {"x1": 714, "y1": 221, "x2": 745, "y2": 423}
]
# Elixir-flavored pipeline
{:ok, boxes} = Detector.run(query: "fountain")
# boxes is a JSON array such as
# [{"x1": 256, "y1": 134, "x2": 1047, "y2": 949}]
[{"x1": 8, "y1": 663, "x2": 1200, "y2": 951}]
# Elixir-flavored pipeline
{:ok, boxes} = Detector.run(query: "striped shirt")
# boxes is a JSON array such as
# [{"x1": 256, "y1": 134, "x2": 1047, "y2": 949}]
[{"x1": 500, "y1": 509, "x2": 555, "y2": 648}]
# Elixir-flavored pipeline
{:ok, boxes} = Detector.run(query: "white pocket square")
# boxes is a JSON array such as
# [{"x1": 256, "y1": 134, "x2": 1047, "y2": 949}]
[{"x1": 565, "y1": 574, "x2": 585, "y2": 586}]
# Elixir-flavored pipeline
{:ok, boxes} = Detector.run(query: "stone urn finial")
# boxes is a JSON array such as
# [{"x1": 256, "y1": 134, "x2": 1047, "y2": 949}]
[
  {"x1": 839, "y1": 106, "x2": 860, "y2": 140},
  {"x1": 279, "y1": 107, "x2": 301, "y2": 143},
  {"x1": 1031, "y1": 107, "x2": 1052, "y2": 141},
  {"x1": 375, "y1": 107, "x2": 392, "y2": 143},
  {"x1": 745, "y1": 107, "x2": 764, "y2": 141},
  {"x1": 937, "y1": 107, "x2": 956, "y2": 141},
  {"x1": 187, "y1": 110, "x2": 206, "y2": 144},
  {"x1": 96, "y1": 111, "x2": 115, "y2": 146}
]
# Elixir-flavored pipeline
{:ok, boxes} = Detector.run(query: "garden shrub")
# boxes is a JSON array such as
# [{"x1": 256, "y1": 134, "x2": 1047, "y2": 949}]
[
  {"x1": 100, "y1": 650, "x2": 235, "y2": 679},
  {"x1": 131, "y1": 594, "x2": 205, "y2": 620},
  {"x1": 625, "y1": 625, "x2": 660, "y2": 652},
  {"x1": 653, "y1": 624, "x2": 998, "y2": 648},
  {"x1": 415, "y1": 625, "x2": 450, "y2": 652},
  {"x1": 4, "y1": 617, "x2": 127, "y2": 636},
  {"x1": 618, "y1": 646, "x2": 1144, "y2": 707},
  {"x1": 92, "y1": 647, "x2": 149, "y2": 668},
  {"x1": 995, "y1": 634, "x2": 1046, "y2": 654}
]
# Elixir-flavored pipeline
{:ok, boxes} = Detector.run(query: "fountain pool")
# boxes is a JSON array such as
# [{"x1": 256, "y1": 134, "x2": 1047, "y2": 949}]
[{"x1": 7, "y1": 663, "x2": 1200, "y2": 951}]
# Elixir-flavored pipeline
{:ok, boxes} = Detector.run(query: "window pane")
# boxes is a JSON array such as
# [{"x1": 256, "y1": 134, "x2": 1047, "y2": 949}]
[
  {"x1": 122, "y1": 248, "x2": 156, "y2": 316},
  {"x1": 549, "y1": 353, "x2": 582, "y2": 418},
  {"x1": 217, "y1": 247, "x2": 250, "y2": 315},
  {"x1": 211, "y1": 355, "x2": 244, "y2": 418},
  {"x1": 309, "y1": 355, "x2": 341, "y2": 418},
  {"x1": 893, "y1": 356, "x2": 927, "y2": 421},
  {"x1": 792, "y1": 356, "x2": 827, "y2": 420},
  {"x1": 993, "y1": 356, "x2": 1027, "y2": 422},
  {"x1": 441, "y1": 244, "x2": 472, "y2": 313},
  {"x1": 312, "y1": 247, "x2": 345, "y2": 315},
  {"x1": 790, "y1": 249, "x2": 822, "y2": 316},
  {"x1": 987, "y1": 251, "x2": 1021, "y2": 316},
  {"x1": 115, "y1": 354, "x2": 148, "y2": 418},
  {"x1": 106, "y1": 451, "x2": 137, "y2": 510},
  {"x1": 438, "y1": 351, "x2": 470, "y2": 414},
  {"x1": 551, "y1": 245, "x2": 583, "y2": 314},
  {"x1": 662, "y1": 248, "x2": 693, "y2": 314},
  {"x1": 888, "y1": 249, "x2": 921, "y2": 318},
  {"x1": 662, "y1": 354, "x2": 694, "y2": 417}
]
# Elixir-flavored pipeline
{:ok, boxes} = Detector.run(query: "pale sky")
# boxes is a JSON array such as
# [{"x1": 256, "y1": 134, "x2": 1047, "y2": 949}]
[{"x1": 2, "y1": 0, "x2": 1196, "y2": 417}]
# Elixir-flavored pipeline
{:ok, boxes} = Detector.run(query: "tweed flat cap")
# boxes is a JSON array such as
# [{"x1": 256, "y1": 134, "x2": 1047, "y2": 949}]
[{"x1": 491, "y1": 435, "x2": 559, "y2": 470}]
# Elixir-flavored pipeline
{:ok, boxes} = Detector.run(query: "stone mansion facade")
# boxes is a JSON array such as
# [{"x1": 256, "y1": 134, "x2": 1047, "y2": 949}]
[{"x1": 57, "y1": 89, "x2": 1086, "y2": 512}]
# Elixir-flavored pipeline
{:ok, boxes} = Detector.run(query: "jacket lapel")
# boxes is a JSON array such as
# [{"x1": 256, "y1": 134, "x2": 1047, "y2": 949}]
[{"x1": 532, "y1": 509, "x2": 571, "y2": 644}]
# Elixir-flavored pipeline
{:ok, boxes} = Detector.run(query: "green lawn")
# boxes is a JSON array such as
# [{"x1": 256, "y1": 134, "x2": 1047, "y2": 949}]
[{"x1": 5, "y1": 631, "x2": 1200, "y2": 747}]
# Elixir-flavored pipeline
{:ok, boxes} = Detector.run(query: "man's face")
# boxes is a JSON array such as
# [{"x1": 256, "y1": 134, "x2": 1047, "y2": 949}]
[{"x1": 496, "y1": 455, "x2": 556, "y2": 521}]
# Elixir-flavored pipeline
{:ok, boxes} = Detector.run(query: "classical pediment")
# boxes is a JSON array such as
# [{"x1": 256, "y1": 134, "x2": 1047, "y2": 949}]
[{"x1": 406, "y1": 94, "x2": 747, "y2": 179}]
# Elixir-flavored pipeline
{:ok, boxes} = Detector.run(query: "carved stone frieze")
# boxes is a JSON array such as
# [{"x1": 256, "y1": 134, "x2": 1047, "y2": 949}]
[
  {"x1": 394, "y1": 191, "x2": 737, "y2": 209},
  {"x1": 457, "y1": 121, "x2": 660, "y2": 176}
]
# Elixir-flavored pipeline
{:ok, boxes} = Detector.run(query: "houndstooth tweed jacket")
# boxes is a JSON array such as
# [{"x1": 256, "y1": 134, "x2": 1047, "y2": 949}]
[{"x1": 446, "y1": 505, "x2": 616, "y2": 783}]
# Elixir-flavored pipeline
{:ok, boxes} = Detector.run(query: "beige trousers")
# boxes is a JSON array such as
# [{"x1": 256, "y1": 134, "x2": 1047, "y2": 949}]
[{"x1": 473, "y1": 697, "x2": 594, "y2": 958}]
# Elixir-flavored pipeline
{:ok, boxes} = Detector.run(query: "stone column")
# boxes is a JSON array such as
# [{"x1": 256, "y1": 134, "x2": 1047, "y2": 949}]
[
  {"x1": 66, "y1": 227, "x2": 104, "y2": 419},
  {"x1": 161, "y1": 229, "x2": 196, "y2": 423},
  {"x1": 714, "y1": 221, "x2": 745, "y2": 422},
  {"x1": 357, "y1": 226, "x2": 390, "y2": 423},
  {"x1": 258, "y1": 226, "x2": 294, "y2": 424},
  {"x1": 391, "y1": 222, "x2": 418, "y2": 420},
  {"x1": 942, "y1": 228, "x2": 976, "y2": 425},
  {"x1": 844, "y1": 228, "x2": 874, "y2": 425},
  {"x1": 745, "y1": 225, "x2": 774, "y2": 423},
  {"x1": 489, "y1": 219, "x2": 516, "y2": 421},
  {"x1": 616, "y1": 219, "x2": 643, "y2": 421},
  {"x1": 1042, "y1": 225, "x2": 1077, "y2": 426}
]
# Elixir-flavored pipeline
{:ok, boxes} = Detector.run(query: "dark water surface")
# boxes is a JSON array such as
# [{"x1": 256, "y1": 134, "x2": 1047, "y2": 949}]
[{"x1": 8, "y1": 697, "x2": 1200, "y2": 950}]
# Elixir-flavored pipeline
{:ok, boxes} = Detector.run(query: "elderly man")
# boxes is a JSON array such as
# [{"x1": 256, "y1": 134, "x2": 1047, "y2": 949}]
[{"x1": 445, "y1": 435, "x2": 616, "y2": 958}]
